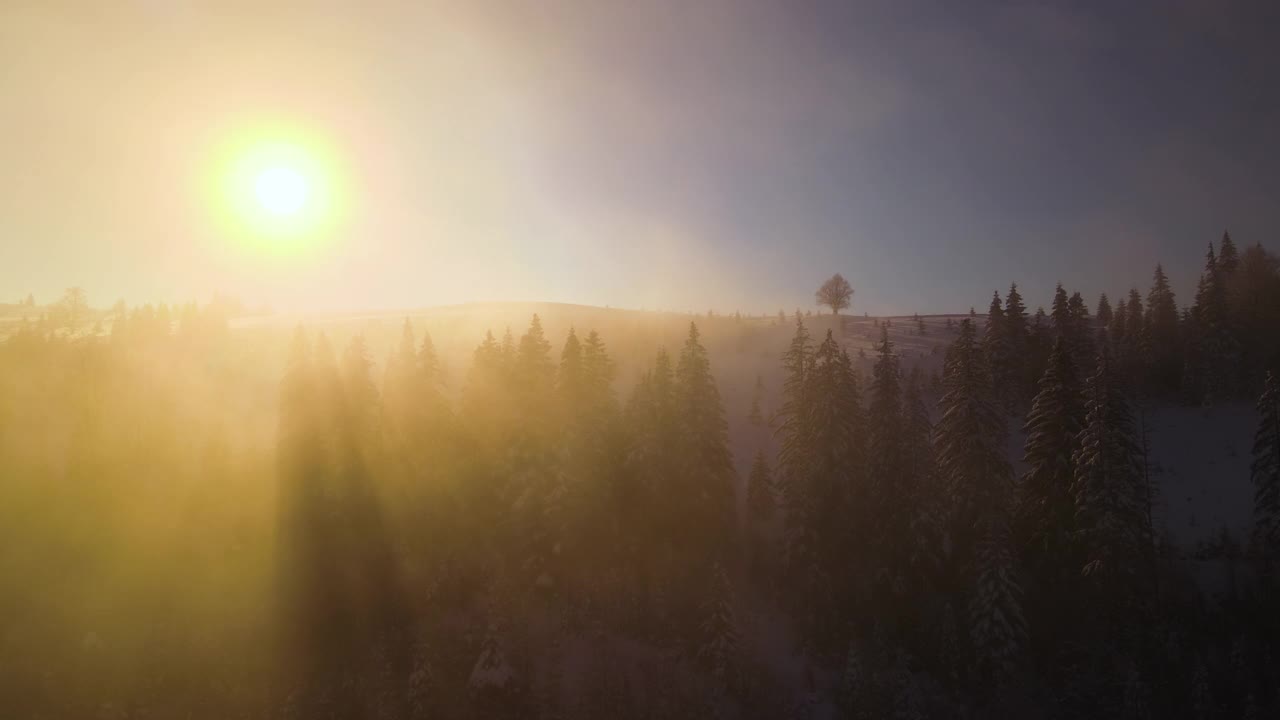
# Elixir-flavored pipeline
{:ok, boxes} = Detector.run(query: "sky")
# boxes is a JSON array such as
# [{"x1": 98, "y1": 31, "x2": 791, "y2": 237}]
[{"x1": 3, "y1": 0, "x2": 1280, "y2": 315}]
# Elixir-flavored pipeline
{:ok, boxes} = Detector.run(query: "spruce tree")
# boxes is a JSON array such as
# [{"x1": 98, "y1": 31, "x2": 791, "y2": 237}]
[
  {"x1": 900, "y1": 367, "x2": 942, "y2": 624},
  {"x1": 1190, "y1": 242, "x2": 1239, "y2": 402},
  {"x1": 1051, "y1": 284, "x2": 1072, "y2": 339},
  {"x1": 936, "y1": 319, "x2": 1010, "y2": 557},
  {"x1": 1218, "y1": 230, "x2": 1239, "y2": 276},
  {"x1": 1123, "y1": 288, "x2": 1148, "y2": 380},
  {"x1": 1145, "y1": 264, "x2": 1181, "y2": 392},
  {"x1": 675, "y1": 322, "x2": 735, "y2": 561},
  {"x1": 1231, "y1": 244, "x2": 1280, "y2": 389},
  {"x1": 1096, "y1": 294, "x2": 1113, "y2": 326},
  {"x1": 777, "y1": 324, "x2": 865, "y2": 655},
  {"x1": 1068, "y1": 290, "x2": 1096, "y2": 367},
  {"x1": 868, "y1": 326, "x2": 914, "y2": 611},
  {"x1": 557, "y1": 327, "x2": 584, "y2": 414},
  {"x1": 1005, "y1": 283, "x2": 1028, "y2": 352},
  {"x1": 1073, "y1": 352, "x2": 1151, "y2": 589},
  {"x1": 969, "y1": 525, "x2": 1026, "y2": 683},
  {"x1": 936, "y1": 319, "x2": 1023, "y2": 680},
  {"x1": 697, "y1": 564, "x2": 740, "y2": 688},
  {"x1": 1110, "y1": 298, "x2": 1129, "y2": 349},
  {"x1": 418, "y1": 328, "x2": 441, "y2": 386},
  {"x1": 580, "y1": 330, "x2": 616, "y2": 414},
  {"x1": 1018, "y1": 336, "x2": 1084, "y2": 576},
  {"x1": 983, "y1": 291, "x2": 1013, "y2": 409}
]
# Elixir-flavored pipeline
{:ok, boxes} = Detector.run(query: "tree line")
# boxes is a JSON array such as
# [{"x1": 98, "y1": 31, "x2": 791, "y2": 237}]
[{"x1": 2, "y1": 231, "x2": 1280, "y2": 718}]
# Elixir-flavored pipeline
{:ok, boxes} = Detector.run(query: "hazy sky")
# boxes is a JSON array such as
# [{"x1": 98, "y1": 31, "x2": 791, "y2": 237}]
[{"x1": 4, "y1": 1, "x2": 1280, "y2": 314}]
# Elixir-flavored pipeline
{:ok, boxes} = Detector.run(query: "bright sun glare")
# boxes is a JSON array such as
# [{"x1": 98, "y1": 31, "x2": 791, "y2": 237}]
[
  {"x1": 209, "y1": 125, "x2": 345, "y2": 254},
  {"x1": 254, "y1": 166, "x2": 310, "y2": 216}
]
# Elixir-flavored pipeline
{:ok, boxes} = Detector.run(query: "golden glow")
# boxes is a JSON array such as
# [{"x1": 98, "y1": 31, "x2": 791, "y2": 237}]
[{"x1": 208, "y1": 123, "x2": 347, "y2": 256}]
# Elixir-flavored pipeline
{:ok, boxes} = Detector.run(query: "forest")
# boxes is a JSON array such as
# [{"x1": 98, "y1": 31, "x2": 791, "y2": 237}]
[{"x1": 3, "y1": 232, "x2": 1280, "y2": 719}]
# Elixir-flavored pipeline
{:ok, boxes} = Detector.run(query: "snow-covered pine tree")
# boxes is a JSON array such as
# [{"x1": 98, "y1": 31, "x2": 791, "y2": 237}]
[
  {"x1": 1018, "y1": 336, "x2": 1085, "y2": 578},
  {"x1": 1251, "y1": 372, "x2": 1280, "y2": 562},
  {"x1": 1072, "y1": 351, "x2": 1151, "y2": 588},
  {"x1": 969, "y1": 523, "x2": 1027, "y2": 684},
  {"x1": 935, "y1": 319, "x2": 1010, "y2": 561},
  {"x1": 937, "y1": 318, "x2": 1024, "y2": 682}
]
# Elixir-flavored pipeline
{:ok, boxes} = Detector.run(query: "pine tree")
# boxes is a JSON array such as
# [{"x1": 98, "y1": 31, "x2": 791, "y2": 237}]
[
  {"x1": 1189, "y1": 243, "x2": 1238, "y2": 402},
  {"x1": 1005, "y1": 283, "x2": 1028, "y2": 351},
  {"x1": 1122, "y1": 288, "x2": 1149, "y2": 381},
  {"x1": 1068, "y1": 290, "x2": 1096, "y2": 367},
  {"x1": 983, "y1": 291, "x2": 1014, "y2": 409},
  {"x1": 1218, "y1": 230, "x2": 1239, "y2": 276},
  {"x1": 557, "y1": 327, "x2": 584, "y2": 414},
  {"x1": 1145, "y1": 264, "x2": 1181, "y2": 392},
  {"x1": 697, "y1": 564, "x2": 740, "y2": 688},
  {"x1": 1251, "y1": 372, "x2": 1280, "y2": 560},
  {"x1": 418, "y1": 328, "x2": 441, "y2": 387},
  {"x1": 934, "y1": 318, "x2": 1027, "y2": 684},
  {"x1": 936, "y1": 319, "x2": 1010, "y2": 559},
  {"x1": 517, "y1": 314, "x2": 555, "y2": 403},
  {"x1": 1073, "y1": 352, "x2": 1151, "y2": 587},
  {"x1": 868, "y1": 326, "x2": 913, "y2": 607},
  {"x1": 580, "y1": 330, "x2": 616, "y2": 414},
  {"x1": 1096, "y1": 294, "x2": 1113, "y2": 326},
  {"x1": 1051, "y1": 284, "x2": 1072, "y2": 339},
  {"x1": 1231, "y1": 244, "x2": 1280, "y2": 389},
  {"x1": 1110, "y1": 298, "x2": 1129, "y2": 349},
  {"x1": 675, "y1": 322, "x2": 736, "y2": 561},
  {"x1": 777, "y1": 323, "x2": 865, "y2": 655},
  {"x1": 969, "y1": 525, "x2": 1026, "y2": 684},
  {"x1": 776, "y1": 317, "x2": 815, "y2": 566},
  {"x1": 902, "y1": 368, "x2": 940, "y2": 582},
  {"x1": 1018, "y1": 337, "x2": 1085, "y2": 578}
]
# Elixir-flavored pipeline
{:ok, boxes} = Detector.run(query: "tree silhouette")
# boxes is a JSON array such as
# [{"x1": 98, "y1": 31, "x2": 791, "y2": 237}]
[{"x1": 815, "y1": 273, "x2": 854, "y2": 315}]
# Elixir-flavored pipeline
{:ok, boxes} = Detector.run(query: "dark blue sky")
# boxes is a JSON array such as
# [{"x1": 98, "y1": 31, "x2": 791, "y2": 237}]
[{"x1": 4, "y1": 0, "x2": 1279, "y2": 313}]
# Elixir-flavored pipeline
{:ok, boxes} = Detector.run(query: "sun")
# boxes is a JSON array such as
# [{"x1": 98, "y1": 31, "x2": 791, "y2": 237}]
[
  {"x1": 254, "y1": 166, "x2": 310, "y2": 216},
  {"x1": 208, "y1": 124, "x2": 346, "y2": 254}
]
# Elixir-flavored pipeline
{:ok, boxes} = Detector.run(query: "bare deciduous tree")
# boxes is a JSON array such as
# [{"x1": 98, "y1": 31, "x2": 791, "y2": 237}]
[{"x1": 815, "y1": 274, "x2": 853, "y2": 315}]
